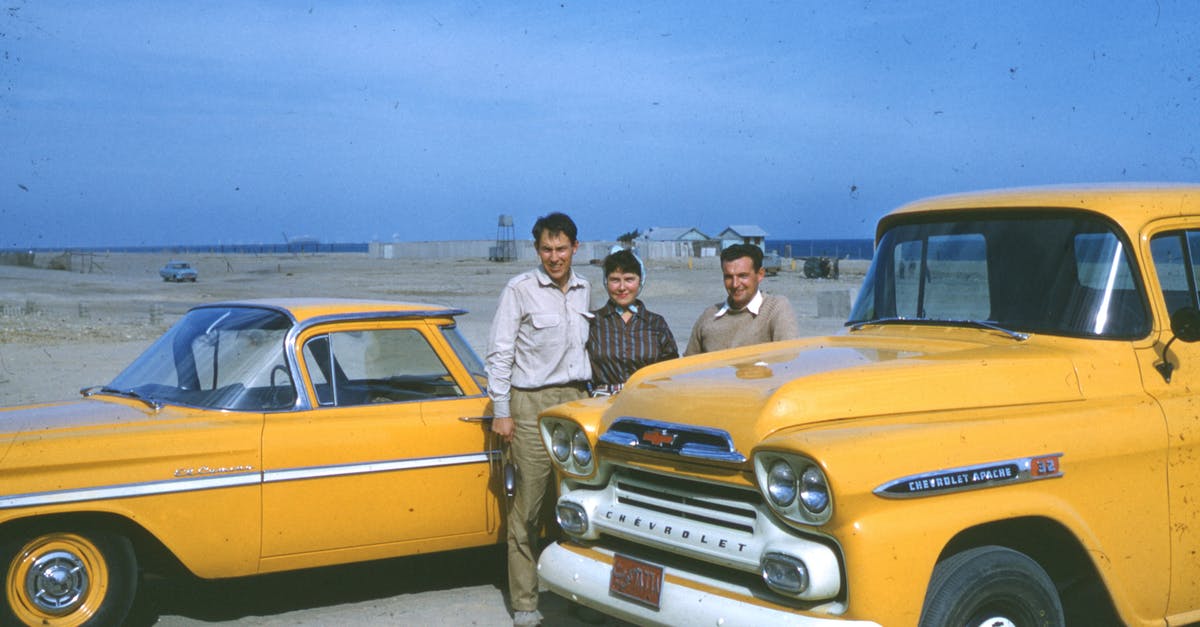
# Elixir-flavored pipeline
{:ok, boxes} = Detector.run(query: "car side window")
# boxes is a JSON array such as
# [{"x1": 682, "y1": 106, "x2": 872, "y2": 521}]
[
  {"x1": 302, "y1": 328, "x2": 464, "y2": 407},
  {"x1": 1150, "y1": 230, "x2": 1200, "y2": 319}
]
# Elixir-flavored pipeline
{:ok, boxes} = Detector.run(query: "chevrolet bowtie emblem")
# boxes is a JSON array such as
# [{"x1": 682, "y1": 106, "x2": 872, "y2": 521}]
[{"x1": 642, "y1": 429, "x2": 676, "y2": 447}]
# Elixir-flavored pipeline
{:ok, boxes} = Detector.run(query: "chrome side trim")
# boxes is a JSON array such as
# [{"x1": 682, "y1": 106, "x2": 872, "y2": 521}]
[
  {"x1": 873, "y1": 453, "x2": 1064, "y2": 499},
  {"x1": 0, "y1": 473, "x2": 260, "y2": 510},
  {"x1": 0, "y1": 450, "x2": 499, "y2": 510},
  {"x1": 263, "y1": 452, "x2": 493, "y2": 483}
]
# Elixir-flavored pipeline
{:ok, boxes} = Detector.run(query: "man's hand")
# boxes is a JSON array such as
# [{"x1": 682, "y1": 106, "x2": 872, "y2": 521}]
[{"x1": 491, "y1": 416, "x2": 515, "y2": 442}]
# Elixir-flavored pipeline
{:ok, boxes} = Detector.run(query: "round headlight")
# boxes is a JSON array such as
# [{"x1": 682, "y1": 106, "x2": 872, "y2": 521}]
[
  {"x1": 766, "y1": 460, "x2": 797, "y2": 507},
  {"x1": 799, "y1": 465, "x2": 829, "y2": 514},
  {"x1": 550, "y1": 424, "x2": 571, "y2": 462},
  {"x1": 571, "y1": 428, "x2": 592, "y2": 467}
]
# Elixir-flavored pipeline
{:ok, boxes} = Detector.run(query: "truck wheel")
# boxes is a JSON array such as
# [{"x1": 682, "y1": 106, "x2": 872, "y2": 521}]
[
  {"x1": 1, "y1": 529, "x2": 138, "y2": 627},
  {"x1": 919, "y1": 545, "x2": 1063, "y2": 627}
]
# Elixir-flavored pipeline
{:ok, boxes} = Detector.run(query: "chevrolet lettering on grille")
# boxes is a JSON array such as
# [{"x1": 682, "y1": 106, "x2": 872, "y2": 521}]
[{"x1": 602, "y1": 508, "x2": 751, "y2": 555}]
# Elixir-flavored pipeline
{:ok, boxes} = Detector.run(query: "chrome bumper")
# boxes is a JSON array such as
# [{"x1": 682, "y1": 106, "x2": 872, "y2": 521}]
[{"x1": 538, "y1": 542, "x2": 881, "y2": 627}]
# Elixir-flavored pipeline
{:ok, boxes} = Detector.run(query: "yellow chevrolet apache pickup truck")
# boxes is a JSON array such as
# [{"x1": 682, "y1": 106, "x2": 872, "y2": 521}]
[
  {"x1": 537, "y1": 185, "x2": 1200, "y2": 626},
  {"x1": 0, "y1": 299, "x2": 500, "y2": 626}
]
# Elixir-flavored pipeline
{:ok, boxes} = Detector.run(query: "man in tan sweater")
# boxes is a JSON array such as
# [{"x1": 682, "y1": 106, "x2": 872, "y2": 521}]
[{"x1": 684, "y1": 243, "x2": 800, "y2": 355}]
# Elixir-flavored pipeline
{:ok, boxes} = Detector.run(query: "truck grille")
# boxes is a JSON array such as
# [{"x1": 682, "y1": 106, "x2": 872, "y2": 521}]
[{"x1": 613, "y1": 468, "x2": 761, "y2": 534}]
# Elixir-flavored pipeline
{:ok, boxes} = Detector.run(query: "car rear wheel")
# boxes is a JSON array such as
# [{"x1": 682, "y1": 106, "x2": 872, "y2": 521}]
[
  {"x1": 1, "y1": 529, "x2": 138, "y2": 627},
  {"x1": 919, "y1": 545, "x2": 1063, "y2": 627}
]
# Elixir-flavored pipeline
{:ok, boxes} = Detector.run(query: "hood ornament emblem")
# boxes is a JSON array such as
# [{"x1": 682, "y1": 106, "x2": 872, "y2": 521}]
[{"x1": 641, "y1": 429, "x2": 676, "y2": 447}]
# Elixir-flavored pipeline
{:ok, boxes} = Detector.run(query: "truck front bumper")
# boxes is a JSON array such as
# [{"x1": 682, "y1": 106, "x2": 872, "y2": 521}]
[{"x1": 538, "y1": 541, "x2": 881, "y2": 627}]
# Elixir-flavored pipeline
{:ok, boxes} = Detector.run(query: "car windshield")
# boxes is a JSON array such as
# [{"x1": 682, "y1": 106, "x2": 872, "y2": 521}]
[
  {"x1": 848, "y1": 210, "x2": 1150, "y2": 339},
  {"x1": 106, "y1": 306, "x2": 295, "y2": 410}
]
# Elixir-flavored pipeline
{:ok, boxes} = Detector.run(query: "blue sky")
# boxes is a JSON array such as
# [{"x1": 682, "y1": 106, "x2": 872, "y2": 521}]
[{"x1": 3, "y1": 1, "x2": 1199, "y2": 248}]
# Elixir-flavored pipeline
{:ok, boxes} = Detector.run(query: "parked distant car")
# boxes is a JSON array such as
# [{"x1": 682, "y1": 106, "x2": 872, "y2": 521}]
[
  {"x1": 762, "y1": 250, "x2": 782, "y2": 276},
  {"x1": 0, "y1": 299, "x2": 500, "y2": 625},
  {"x1": 159, "y1": 260, "x2": 198, "y2": 282}
]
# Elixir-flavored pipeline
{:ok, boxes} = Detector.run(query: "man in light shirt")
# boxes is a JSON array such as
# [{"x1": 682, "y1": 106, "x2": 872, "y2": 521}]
[
  {"x1": 486, "y1": 212, "x2": 591, "y2": 627},
  {"x1": 684, "y1": 243, "x2": 800, "y2": 355}
]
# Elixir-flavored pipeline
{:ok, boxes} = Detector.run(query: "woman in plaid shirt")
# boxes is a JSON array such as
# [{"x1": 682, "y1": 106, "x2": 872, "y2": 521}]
[{"x1": 587, "y1": 249, "x2": 679, "y2": 395}]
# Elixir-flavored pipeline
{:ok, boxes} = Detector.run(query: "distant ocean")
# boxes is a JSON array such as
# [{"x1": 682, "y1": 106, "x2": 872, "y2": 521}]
[{"x1": 13, "y1": 238, "x2": 876, "y2": 260}]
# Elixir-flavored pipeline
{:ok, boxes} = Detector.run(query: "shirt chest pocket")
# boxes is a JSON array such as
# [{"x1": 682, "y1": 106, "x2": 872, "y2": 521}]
[
  {"x1": 529, "y1": 311, "x2": 590, "y2": 347},
  {"x1": 530, "y1": 313, "x2": 561, "y2": 330},
  {"x1": 528, "y1": 313, "x2": 564, "y2": 346}
]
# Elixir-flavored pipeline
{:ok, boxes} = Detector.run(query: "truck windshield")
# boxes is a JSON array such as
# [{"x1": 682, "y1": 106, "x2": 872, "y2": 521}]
[{"x1": 848, "y1": 210, "x2": 1150, "y2": 339}]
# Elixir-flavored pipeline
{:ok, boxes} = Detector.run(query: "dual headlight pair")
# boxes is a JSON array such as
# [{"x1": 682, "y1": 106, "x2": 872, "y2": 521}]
[
  {"x1": 544, "y1": 418, "x2": 593, "y2": 475},
  {"x1": 755, "y1": 454, "x2": 832, "y2": 525}
]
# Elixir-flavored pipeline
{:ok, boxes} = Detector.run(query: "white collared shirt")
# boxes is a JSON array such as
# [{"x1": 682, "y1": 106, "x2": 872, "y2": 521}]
[{"x1": 714, "y1": 290, "x2": 764, "y2": 318}]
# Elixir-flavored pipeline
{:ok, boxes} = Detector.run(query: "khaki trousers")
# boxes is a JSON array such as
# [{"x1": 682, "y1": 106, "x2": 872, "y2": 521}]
[{"x1": 506, "y1": 385, "x2": 586, "y2": 612}]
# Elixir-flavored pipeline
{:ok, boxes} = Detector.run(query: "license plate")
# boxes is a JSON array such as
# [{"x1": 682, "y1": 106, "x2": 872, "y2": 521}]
[{"x1": 609, "y1": 553, "x2": 664, "y2": 609}]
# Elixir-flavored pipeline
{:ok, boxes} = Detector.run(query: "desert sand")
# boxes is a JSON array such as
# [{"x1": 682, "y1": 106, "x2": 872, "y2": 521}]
[{"x1": 0, "y1": 251, "x2": 866, "y2": 625}]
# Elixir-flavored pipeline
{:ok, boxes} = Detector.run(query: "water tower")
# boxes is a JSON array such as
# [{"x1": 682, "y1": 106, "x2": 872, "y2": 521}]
[{"x1": 491, "y1": 214, "x2": 516, "y2": 261}]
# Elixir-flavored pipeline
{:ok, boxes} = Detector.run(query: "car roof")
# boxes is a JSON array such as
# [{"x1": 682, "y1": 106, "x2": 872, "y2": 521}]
[
  {"x1": 190, "y1": 298, "x2": 466, "y2": 324},
  {"x1": 880, "y1": 183, "x2": 1200, "y2": 239}
]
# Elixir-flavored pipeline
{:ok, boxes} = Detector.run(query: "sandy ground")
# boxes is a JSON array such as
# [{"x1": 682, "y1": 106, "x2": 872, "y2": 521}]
[{"x1": 0, "y1": 251, "x2": 865, "y2": 625}]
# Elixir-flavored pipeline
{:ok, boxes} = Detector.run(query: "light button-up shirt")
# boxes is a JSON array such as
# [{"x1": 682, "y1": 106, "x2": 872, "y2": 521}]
[{"x1": 486, "y1": 266, "x2": 592, "y2": 418}]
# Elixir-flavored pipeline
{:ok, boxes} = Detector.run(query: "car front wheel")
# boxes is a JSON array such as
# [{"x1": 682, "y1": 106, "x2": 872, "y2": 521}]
[
  {"x1": 919, "y1": 545, "x2": 1063, "y2": 627},
  {"x1": 1, "y1": 528, "x2": 138, "y2": 627}
]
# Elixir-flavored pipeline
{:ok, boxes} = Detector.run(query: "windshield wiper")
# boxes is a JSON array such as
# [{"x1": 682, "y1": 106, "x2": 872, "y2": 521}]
[
  {"x1": 82, "y1": 386, "x2": 164, "y2": 411},
  {"x1": 850, "y1": 317, "x2": 1028, "y2": 341}
]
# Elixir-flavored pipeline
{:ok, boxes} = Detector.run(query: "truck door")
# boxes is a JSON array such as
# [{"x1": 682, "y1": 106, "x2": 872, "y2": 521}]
[{"x1": 1141, "y1": 227, "x2": 1200, "y2": 620}]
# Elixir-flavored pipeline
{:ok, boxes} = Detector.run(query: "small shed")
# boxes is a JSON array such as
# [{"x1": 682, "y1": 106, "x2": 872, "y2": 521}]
[
  {"x1": 639, "y1": 226, "x2": 719, "y2": 258},
  {"x1": 641, "y1": 226, "x2": 711, "y2": 242},
  {"x1": 718, "y1": 225, "x2": 769, "y2": 250}
]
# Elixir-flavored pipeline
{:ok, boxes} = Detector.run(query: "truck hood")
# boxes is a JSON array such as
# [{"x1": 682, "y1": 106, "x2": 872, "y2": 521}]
[{"x1": 605, "y1": 330, "x2": 1089, "y2": 456}]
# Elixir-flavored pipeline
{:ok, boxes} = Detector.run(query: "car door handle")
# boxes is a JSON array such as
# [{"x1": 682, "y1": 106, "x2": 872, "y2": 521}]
[{"x1": 459, "y1": 416, "x2": 494, "y2": 423}]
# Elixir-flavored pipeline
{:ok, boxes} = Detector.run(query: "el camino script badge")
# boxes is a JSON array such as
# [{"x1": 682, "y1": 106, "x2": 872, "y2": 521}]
[
  {"x1": 174, "y1": 464, "x2": 254, "y2": 478},
  {"x1": 874, "y1": 454, "x2": 1062, "y2": 499}
]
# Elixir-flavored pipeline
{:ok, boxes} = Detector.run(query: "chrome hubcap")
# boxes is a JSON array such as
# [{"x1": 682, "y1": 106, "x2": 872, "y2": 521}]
[
  {"x1": 974, "y1": 618, "x2": 1016, "y2": 627},
  {"x1": 26, "y1": 549, "x2": 88, "y2": 612}
]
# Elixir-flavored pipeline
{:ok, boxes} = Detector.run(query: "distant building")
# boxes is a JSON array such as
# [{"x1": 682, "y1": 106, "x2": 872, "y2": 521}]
[
  {"x1": 639, "y1": 226, "x2": 719, "y2": 258},
  {"x1": 640, "y1": 226, "x2": 711, "y2": 242},
  {"x1": 717, "y1": 225, "x2": 769, "y2": 250}
]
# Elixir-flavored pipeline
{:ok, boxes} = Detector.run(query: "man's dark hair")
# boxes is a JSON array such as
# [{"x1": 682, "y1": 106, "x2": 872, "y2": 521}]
[
  {"x1": 720, "y1": 243, "x2": 763, "y2": 271},
  {"x1": 532, "y1": 212, "x2": 578, "y2": 244},
  {"x1": 603, "y1": 249, "x2": 642, "y2": 278}
]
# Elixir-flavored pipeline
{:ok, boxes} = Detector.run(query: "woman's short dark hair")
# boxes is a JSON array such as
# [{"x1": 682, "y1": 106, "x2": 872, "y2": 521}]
[
  {"x1": 604, "y1": 249, "x2": 642, "y2": 278},
  {"x1": 532, "y1": 212, "x2": 578, "y2": 244}
]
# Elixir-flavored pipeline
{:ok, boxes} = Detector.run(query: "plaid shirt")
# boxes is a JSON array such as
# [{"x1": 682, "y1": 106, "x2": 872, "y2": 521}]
[{"x1": 587, "y1": 299, "x2": 679, "y2": 389}]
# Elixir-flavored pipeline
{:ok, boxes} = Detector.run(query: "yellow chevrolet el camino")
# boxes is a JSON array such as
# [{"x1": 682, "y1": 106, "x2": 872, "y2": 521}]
[
  {"x1": 537, "y1": 185, "x2": 1200, "y2": 626},
  {"x1": 0, "y1": 299, "x2": 500, "y2": 626}
]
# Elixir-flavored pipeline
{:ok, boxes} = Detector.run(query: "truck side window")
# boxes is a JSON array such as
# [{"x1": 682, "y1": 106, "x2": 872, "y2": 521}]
[{"x1": 1150, "y1": 231, "x2": 1200, "y2": 319}]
